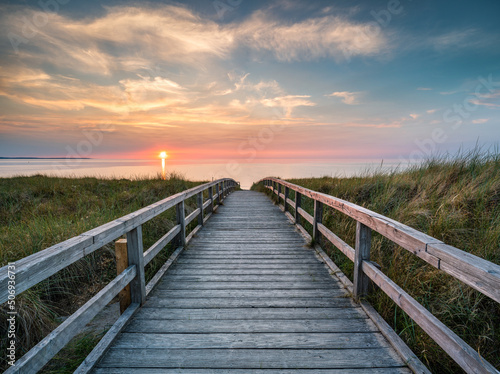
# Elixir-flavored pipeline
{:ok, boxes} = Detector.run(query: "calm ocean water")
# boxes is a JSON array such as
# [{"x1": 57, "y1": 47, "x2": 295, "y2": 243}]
[{"x1": 0, "y1": 159, "x2": 408, "y2": 189}]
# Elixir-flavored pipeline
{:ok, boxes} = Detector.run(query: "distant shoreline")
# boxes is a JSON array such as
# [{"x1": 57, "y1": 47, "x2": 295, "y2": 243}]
[{"x1": 0, "y1": 157, "x2": 92, "y2": 160}]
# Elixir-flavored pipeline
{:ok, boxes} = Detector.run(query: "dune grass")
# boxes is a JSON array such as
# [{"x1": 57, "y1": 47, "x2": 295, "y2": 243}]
[
  {"x1": 252, "y1": 149, "x2": 500, "y2": 373},
  {"x1": 0, "y1": 173, "x2": 205, "y2": 372}
]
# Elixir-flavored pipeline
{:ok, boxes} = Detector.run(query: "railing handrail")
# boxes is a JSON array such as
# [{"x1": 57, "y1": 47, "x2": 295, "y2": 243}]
[
  {"x1": 260, "y1": 177, "x2": 500, "y2": 374},
  {"x1": 0, "y1": 178, "x2": 235, "y2": 304},
  {"x1": 1, "y1": 177, "x2": 238, "y2": 373},
  {"x1": 260, "y1": 177, "x2": 500, "y2": 303}
]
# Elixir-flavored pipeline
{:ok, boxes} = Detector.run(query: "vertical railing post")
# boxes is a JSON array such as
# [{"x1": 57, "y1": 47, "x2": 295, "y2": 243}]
[
  {"x1": 295, "y1": 191, "x2": 301, "y2": 225},
  {"x1": 208, "y1": 186, "x2": 214, "y2": 213},
  {"x1": 219, "y1": 182, "x2": 223, "y2": 202},
  {"x1": 272, "y1": 181, "x2": 275, "y2": 195},
  {"x1": 353, "y1": 221, "x2": 372, "y2": 301},
  {"x1": 197, "y1": 191, "x2": 204, "y2": 226},
  {"x1": 215, "y1": 183, "x2": 220, "y2": 205},
  {"x1": 278, "y1": 184, "x2": 282, "y2": 206},
  {"x1": 176, "y1": 200, "x2": 186, "y2": 247},
  {"x1": 284, "y1": 186, "x2": 289, "y2": 213},
  {"x1": 126, "y1": 226, "x2": 146, "y2": 305},
  {"x1": 115, "y1": 238, "x2": 131, "y2": 313},
  {"x1": 313, "y1": 200, "x2": 323, "y2": 244}
]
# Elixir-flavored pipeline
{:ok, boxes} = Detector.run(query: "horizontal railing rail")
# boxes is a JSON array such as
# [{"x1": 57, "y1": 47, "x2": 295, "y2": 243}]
[
  {"x1": 260, "y1": 177, "x2": 500, "y2": 374},
  {"x1": 0, "y1": 178, "x2": 238, "y2": 373}
]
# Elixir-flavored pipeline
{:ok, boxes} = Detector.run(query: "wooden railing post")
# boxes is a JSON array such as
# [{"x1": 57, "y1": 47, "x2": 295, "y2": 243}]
[
  {"x1": 313, "y1": 200, "x2": 323, "y2": 243},
  {"x1": 115, "y1": 238, "x2": 131, "y2": 313},
  {"x1": 208, "y1": 186, "x2": 214, "y2": 213},
  {"x1": 272, "y1": 181, "x2": 275, "y2": 195},
  {"x1": 126, "y1": 226, "x2": 146, "y2": 305},
  {"x1": 197, "y1": 191, "x2": 204, "y2": 226},
  {"x1": 215, "y1": 183, "x2": 220, "y2": 205},
  {"x1": 354, "y1": 221, "x2": 372, "y2": 301},
  {"x1": 176, "y1": 200, "x2": 186, "y2": 247},
  {"x1": 278, "y1": 183, "x2": 282, "y2": 205},
  {"x1": 295, "y1": 191, "x2": 301, "y2": 225},
  {"x1": 284, "y1": 186, "x2": 289, "y2": 212}
]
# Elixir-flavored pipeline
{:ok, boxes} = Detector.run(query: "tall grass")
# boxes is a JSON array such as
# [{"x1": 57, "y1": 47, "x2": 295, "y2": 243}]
[
  {"x1": 0, "y1": 173, "x2": 205, "y2": 372},
  {"x1": 252, "y1": 149, "x2": 500, "y2": 373}
]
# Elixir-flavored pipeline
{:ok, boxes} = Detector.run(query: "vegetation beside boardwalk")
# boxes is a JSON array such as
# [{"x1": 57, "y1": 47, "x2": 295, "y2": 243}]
[
  {"x1": 0, "y1": 173, "x2": 205, "y2": 373},
  {"x1": 252, "y1": 150, "x2": 500, "y2": 373}
]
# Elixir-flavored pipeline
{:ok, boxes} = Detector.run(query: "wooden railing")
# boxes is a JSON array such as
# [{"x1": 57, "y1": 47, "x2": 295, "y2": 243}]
[
  {"x1": 260, "y1": 177, "x2": 500, "y2": 374},
  {"x1": 0, "y1": 178, "x2": 238, "y2": 373}
]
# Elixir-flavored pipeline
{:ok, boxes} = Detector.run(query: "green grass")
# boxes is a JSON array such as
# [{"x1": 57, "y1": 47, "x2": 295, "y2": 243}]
[
  {"x1": 0, "y1": 173, "x2": 205, "y2": 372},
  {"x1": 252, "y1": 149, "x2": 500, "y2": 373}
]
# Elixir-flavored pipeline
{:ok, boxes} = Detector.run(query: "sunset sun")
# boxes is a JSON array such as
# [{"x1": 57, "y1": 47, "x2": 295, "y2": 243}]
[{"x1": 159, "y1": 151, "x2": 168, "y2": 159}]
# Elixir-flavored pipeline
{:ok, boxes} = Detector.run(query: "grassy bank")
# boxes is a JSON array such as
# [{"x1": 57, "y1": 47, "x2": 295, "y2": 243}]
[
  {"x1": 252, "y1": 151, "x2": 500, "y2": 373},
  {"x1": 0, "y1": 173, "x2": 205, "y2": 372}
]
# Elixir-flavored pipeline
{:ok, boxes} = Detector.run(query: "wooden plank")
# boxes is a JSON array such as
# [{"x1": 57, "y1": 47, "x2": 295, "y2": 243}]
[
  {"x1": 94, "y1": 368, "x2": 412, "y2": 374},
  {"x1": 144, "y1": 296, "x2": 355, "y2": 308},
  {"x1": 113, "y1": 332, "x2": 387, "y2": 349},
  {"x1": 362, "y1": 260, "x2": 498, "y2": 374},
  {"x1": 115, "y1": 239, "x2": 131, "y2": 314},
  {"x1": 5, "y1": 266, "x2": 136, "y2": 374},
  {"x1": 164, "y1": 268, "x2": 332, "y2": 276},
  {"x1": 153, "y1": 288, "x2": 346, "y2": 298},
  {"x1": 98, "y1": 348, "x2": 405, "y2": 369},
  {"x1": 313, "y1": 200, "x2": 323, "y2": 242},
  {"x1": 175, "y1": 200, "x2": 186, "y2": 247},
  {"x1": 125, "y1": 319, "x2": 377, "y2": 334},
  {"x1": 426, "y1": 242, "x2": 500, "y2": 303},
  {"x1": 143, "y1": 225, "x2": 181, "y2": 265},
  {"x1": 133, "y1": 307, "x2": 367, "y2": 320},
  {"x1": 74, "y1": 303, "x2": 139, "y2": 374},
  {"x1": 159, "y1": 274, "x2": 336, "y2": 282},
  {"x1": 297, "y1": 207, "x2": 313, "y2": 224},
  {"x1": 184, "y1": 207, "x2": 200, "y2": 226},
  {"x1": 126, "y1": 226, "x2": 146, "y2": 305},
  {"x1": 354, "y1": 222, "x2": 372, "y2": 300},
  {"x1": 317, "y1": 223, "x2": 355, "y2": 262},
  {"x1": 156, "y1": 281, "x2": 337, "y2": 290},
  {"x1": 171, "y1": 263, "x2": 329, "y2": 270}
]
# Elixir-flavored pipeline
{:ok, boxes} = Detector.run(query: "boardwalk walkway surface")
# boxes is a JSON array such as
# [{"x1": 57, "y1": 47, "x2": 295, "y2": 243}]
[{"x1": 93, "y1": 190, "x2": 410, "y2": 373}]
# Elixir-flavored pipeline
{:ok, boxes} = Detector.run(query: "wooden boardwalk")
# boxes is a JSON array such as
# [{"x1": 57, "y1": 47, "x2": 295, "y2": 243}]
[{"x1": 93, "y1": 190, "x2": 410, "y2": 373}]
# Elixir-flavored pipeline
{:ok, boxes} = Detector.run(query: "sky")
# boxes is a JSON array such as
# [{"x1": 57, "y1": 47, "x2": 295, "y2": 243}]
[{"x1": 0, "y1": 0, "x2": 499, "y2": 163}]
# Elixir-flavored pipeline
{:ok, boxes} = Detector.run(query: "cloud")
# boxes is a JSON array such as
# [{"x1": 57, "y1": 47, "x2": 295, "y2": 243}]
[
  {"x1": 325, "y1": 91, "x2": 364, "y2": 105},
  {"x1": 237, "y1": 11, "x2": 390, "y2": 62},
  {"x1": 430, "y1": 29, "x2": 478, "y2": 51},
  {"x1": 472, "y1": 119, "x2": 489, "y2": 124},
  {"x1": 417, "y1": 87, "x2": 432, "y2": 91},
  {"x1": 469, "y1": 90, "x2": 500, "y2": 108},
  {"x1": 426, "y1": 109, "x2": 437, "y2": 114},
  {"x1": 409, "y1": 113, "x2": 419, "y2": 119}
]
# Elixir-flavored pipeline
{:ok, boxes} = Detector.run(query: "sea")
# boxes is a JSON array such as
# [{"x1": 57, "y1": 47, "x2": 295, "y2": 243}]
[{"x1": 0, "y1": 159, "x2": 410, "y2": 190}]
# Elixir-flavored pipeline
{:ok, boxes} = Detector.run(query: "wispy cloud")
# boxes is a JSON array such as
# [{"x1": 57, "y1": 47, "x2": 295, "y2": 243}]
[
  {"x1": 472, "y1": 119, "x2": 489, "y2": 124},
  {"x1": 237, "y1": 11, "x2": 390, "y2": 62},
  {"x1": 325, "y1": 91, "x2": 364, "y2": 105},
  {"x1": 417, "y1": 87, "x2": 432, "y2": 91}
]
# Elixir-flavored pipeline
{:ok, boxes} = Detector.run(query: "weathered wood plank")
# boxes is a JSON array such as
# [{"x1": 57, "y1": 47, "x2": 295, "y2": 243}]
[
  {"x1": 153, "y1": 288, "x2": 346, "y2": 298},
  {"x1": 124, "y1": 319, "x2": 378, "y2": 334},
  {"x1": 143, "y1": 224, "x2": 181, "y2": 265},
  {"x1": 98, "y1": 348, "x2": 405, "y2": 369},
  {"x1": 144, "y1": 296, "x2": 355, "y2": 308},
  {"x1": 113, "y1": 332, "x2": 387, "y2": 349},
  {"x1": 132, "y1": 307, "x2": 367, "y2": 320},
  {"x1": 94, "y1": 369, "x2": 412, "y2": 374},
  {"x1": 156, "y1": 281, "x2": 335, "y2": 289}
]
